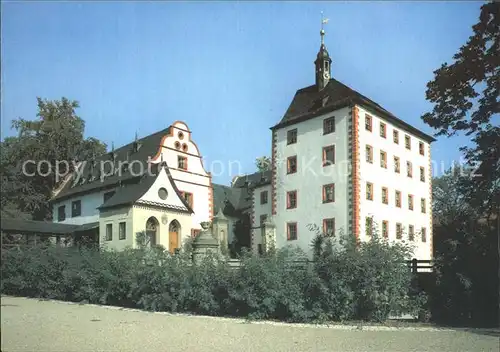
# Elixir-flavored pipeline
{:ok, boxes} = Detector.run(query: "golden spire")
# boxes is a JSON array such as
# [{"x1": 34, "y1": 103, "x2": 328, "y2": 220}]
[{"x1": 320, "y1": 11, "x2": 329, "y2": 45}]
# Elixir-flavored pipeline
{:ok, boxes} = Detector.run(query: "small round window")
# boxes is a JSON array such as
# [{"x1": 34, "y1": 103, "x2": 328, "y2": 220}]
[
  {"x1": 182, "y1": 143, "x2": 188, "y2": 152},
  {"x1": 178, "y1": 131, "x2": 184, "y2": 140},
  {"x1": 174, "y1": 141, "x2": 181, "y2": 150},
  {"x1": 158, "y1": 187, "x2": 168, "y2": 200}
]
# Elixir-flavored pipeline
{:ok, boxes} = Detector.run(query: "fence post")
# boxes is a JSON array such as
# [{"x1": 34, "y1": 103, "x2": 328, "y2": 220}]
[{"x1": 412, "y1": 258, "x2": 418, "y2": 273}]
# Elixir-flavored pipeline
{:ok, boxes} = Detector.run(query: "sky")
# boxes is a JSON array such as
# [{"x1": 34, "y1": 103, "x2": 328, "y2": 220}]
[{"x1": 1, "y1": 1, "x2": 483, "y2": 185}]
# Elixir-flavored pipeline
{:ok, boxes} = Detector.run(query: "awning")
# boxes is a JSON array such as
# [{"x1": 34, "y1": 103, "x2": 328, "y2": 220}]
[
  {"x1": 0, "y1": 218, "x2": 79, "y2": 235},
  {"x1": 74, "y1": 222, "x2": 99, "y2": 233}
]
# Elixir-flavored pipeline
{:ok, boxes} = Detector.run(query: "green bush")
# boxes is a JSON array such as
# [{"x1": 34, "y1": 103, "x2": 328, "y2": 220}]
[{"x1": 1, "y1": 230, "x2": 425, "y2": 323}]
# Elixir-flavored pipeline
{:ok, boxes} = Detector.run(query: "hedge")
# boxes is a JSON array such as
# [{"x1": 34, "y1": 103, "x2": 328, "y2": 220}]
[{"x1": 0, "y1": 233, "x2": 426, "y2": 323}]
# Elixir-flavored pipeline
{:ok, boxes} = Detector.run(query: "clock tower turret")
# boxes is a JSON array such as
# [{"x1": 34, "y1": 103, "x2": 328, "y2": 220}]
[{"x1": 315, "y1": 14, "x2": 332, "y2": 91}]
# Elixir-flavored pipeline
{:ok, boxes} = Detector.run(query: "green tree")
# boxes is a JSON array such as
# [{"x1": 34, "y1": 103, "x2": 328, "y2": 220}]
[
  {"x1": 255, "y1": 156, "x2": 271, "y2": 172},
  {"x1": 421, "y1": 1, "x2": 499, "y2": 213},
  {"x1": 0, "y1": 97, "x2": 106, "y2": 220},
  {"x1": 432, "y1": 167, "x2": 498, "y2": 327}
]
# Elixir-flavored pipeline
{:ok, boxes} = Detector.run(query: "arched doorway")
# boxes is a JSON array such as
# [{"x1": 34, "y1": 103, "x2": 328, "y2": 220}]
[
  {"x1": 168, "y1": 220, "x2": 181, "y2": 254},
  {"x1": 146, "y1": 217, "x2": 159, "y2": 248}
]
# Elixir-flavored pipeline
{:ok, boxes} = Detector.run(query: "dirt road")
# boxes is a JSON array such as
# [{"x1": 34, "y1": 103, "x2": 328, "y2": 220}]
[{"x1": 1, "y1": 296, "x2": 498, "y2": 352}]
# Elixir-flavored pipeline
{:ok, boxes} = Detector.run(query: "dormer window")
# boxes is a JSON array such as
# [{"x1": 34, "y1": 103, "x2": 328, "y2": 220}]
[{"x1": 133, "y1": 140, "x2": 142, "y2": 153}]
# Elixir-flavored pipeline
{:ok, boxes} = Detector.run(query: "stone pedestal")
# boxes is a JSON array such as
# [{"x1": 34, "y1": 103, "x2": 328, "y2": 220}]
[
  {"x1": 192, "y1": 221, "x2": 220, "y2": 264},
  {"x1": 262, "y1": 219, "x2": 276, "y2": 254},
  {"x1": 212, "y1": 209, "x2": 229, "y2": 250}
]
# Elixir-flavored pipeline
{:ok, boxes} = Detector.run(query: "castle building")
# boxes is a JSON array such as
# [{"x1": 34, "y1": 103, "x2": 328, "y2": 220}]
[{"x1": 50, "y1": 24, "x2": 434, "y2": 260}]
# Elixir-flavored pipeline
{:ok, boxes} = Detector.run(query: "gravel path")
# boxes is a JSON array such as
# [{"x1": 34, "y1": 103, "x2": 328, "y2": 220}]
[{"x1": 1, "y1": 296, "x2": 498, "y2": 352}]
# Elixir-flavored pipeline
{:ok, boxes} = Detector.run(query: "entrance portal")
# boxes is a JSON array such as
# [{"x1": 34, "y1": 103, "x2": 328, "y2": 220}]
[{"x1": 168, "y1": 220, "x2": 180, "y2": 254}]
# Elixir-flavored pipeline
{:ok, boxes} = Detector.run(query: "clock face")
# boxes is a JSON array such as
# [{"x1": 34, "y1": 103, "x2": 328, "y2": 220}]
[{"x1": 323, "y1": 72, "x2": 330, "y2": 80}]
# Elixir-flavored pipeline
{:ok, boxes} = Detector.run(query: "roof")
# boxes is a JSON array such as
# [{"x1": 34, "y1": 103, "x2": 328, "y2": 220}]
[
  {"x1": 232, "y1": 170, "x2": 272, "y2": 189},
  {"x1": 98, "y1": 163, "x2": 194, "y2": 213},
  {"x1": 0, "y1": 218, "x2": 80, "y2": 235},
  {"x1": 74, "y1": 222, "x2": 99, "y2": 232},
  {"x1": 272, "y1": 78, "x2": 436, "y2": 143},
  {"x1": 52, "y1": 127, "x2": 171, "y2": 202},
  {"x1": 212, "y1": 170, "x2": 271, "y2": 217}
]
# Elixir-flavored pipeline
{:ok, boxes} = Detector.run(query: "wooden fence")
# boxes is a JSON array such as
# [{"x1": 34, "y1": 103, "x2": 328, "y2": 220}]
[{"x1": 227, "y1": 258, "x2": 433, "y2": 273}]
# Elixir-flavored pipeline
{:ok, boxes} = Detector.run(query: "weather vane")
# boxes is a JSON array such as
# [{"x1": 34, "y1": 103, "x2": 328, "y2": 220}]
[{"x1": 320, "y1": 11, "x2": 329, "y2": 45}]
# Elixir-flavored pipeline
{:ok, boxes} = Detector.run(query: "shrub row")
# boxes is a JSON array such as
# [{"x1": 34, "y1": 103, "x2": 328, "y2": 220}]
[{"x1": 0, "y1": 234, "x2": 426, "y2": 323}]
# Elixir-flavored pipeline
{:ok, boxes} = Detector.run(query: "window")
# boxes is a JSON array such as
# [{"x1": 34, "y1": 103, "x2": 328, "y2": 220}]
[
  {"x1": 323, "y1": 183, "x2": 335, "y2": 203},
  {"x1": 191, "y1": 229, "x2": 201, "y2": 237},
  {"x1": 260, "y1": 191, "x2": 268, "y2": 205},
  {"x1": 407, "y1": 161, "x2": 413, "y2": 178},
  {"x1": 394, "y1": 156, "x2": 400, "y2": 173},
  {"x1": 421, "y1": 198, "x2": 426, "y2": 213},
  {"x1": 323, "y1": 218, "x2": 335, "y2": 237},
  {"x1": 181, "y1": 192, "x2": 193, "y2": 208},
  {"x1": 366, "y1": 145, "x2": 373, "y2": 163},
  {"x1": 366, "y1": 182, "x2": 373, "y2": 201},
  {"x1": 286, "y1": 190, "x2": 297, "y2": 209},
  {"x1": 366, "y1": 217, "x2": 373, "y2": 237},
  {"x1": 382, "y1": 187, "x2": 388, "y2": 204},
  {"x1": 395, "y1": 190, "x2": 402, "y2": 208},
  {"x1": 421, "y1": 227, "x2": 427, "y2": 242},
  {"x1": 287, "y1": 222, "x2": 297, "y2": 240},
  {"x1": 71, "y1": 200, "x2": 81, "y2": 217},
  {"x1": 260, "y1": 214, "x2": 268, "y2": 226},
  {"x1": 382, "y1": 220, "x2": 389, "y2": 238},
  {"x1": 380, "y1": 151, "x2": 387, "y2": 168},
  {"x1": 323, "y1": 117, "x2": 335, "y2": 134},
  {"x1": 420, "y1": 167, "x2": 425, "y2": 182},
  {"x1": 158, "y1": 188, "x2": 168, "y2": 200},
  {"x1": 419, "y1": 142, "x2": 425, "y2": 156},
  {"x1": 408, "y1": 194, "x2": 414, "y2": 210},
  {"x1": 178, "y1": 156, "x2": 187, "y2": 170},
  {"x1": 405, "y1": 135, "x2": 411, "y2": 150},
  {"x1": 380, "y1": 122, "x2": 387, "y2": 138},
  {"x1": 103, "y1": 191, "x2": 115, "y2": 203},
  {"x1": 119, "y1": 222, "x2": 126, "y2": 240},
  {"x1": 393, "y1": 130, "x2": 399, "y2": 144},
  {"x1": 396, "y1": 223, "x2": 403, "y2": 239},
  {"x1": 322, "y1": 145, "x2": 335, "y2": 166},
  {"x1": 409, "y1": 225, "x2": 415, "y2": 241},
  {"x1": 287, "y1": 129, "x2": 297, "y2": 145},
  {"x1": 57, "y1": 205, "x2": 66, "y2": 222},
  {"x1": 365, "y1": 115, "x2": 372, "y2": 131},
  {"x1": 105, "y1": 223, "x2": 112, "y2": 241},
  {"x1": 287, "y1": 156, "x2": 297, "y2": 174}
]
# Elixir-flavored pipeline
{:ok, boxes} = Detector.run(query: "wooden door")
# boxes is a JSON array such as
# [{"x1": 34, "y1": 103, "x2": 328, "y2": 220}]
[{"x1": 169, "y1": 231, "x2": 178, "y2": 254}]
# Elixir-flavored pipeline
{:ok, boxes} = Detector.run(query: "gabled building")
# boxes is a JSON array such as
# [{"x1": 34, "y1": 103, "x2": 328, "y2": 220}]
[
  {"x1": 51, "y1": 121, "x2": 212, "y2": 252},
  {"x1": 268, "y1": 25, "x2": 435, "y2": 260}
]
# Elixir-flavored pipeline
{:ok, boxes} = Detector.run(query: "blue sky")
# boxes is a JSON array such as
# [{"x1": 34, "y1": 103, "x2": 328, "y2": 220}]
[{"x1": 2, "y1": 1, "x2": 482, "y2": 185}]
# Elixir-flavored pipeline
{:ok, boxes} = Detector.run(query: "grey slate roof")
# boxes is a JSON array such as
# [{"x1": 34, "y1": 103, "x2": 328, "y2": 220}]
[
  {"x1": 232, "y1": 170, "x2": 272, "y2": 189},
  {"x1": 1, "y1": 218, "x2": 80, "y2": 235},
  {"x1": 98, "y1": 163, "x2": 194, "y2": 213},
  {"x1": 272, "y1": 78, "x2": 435, "y2": 143},
  {"x1": 52, "y1": 127, "x2": 171, "y2": 202},
  {"x1": 212, "y1": 170, "x2": 271, "y2": 217}
]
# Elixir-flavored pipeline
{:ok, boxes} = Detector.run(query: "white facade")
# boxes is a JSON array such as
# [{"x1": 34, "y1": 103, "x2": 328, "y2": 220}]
[
  {"x1": 269, "y1": 105, "x2": 433, "y2": 260},
  {"x1": 150, "y1": 121, "x2": 212, "y2": 232},
  {"x1": 52, "y1": 188, "x2": 117, "y2": 225},
  {"x1": 273, "y1": 107, "x2": 351, "y2": 253},
  {"x1": 251, "y1": 184, "x2": 272, "y2": 252},
  {"x1": 357, "y1": 106, "x2": 432, "y2": 260}
]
